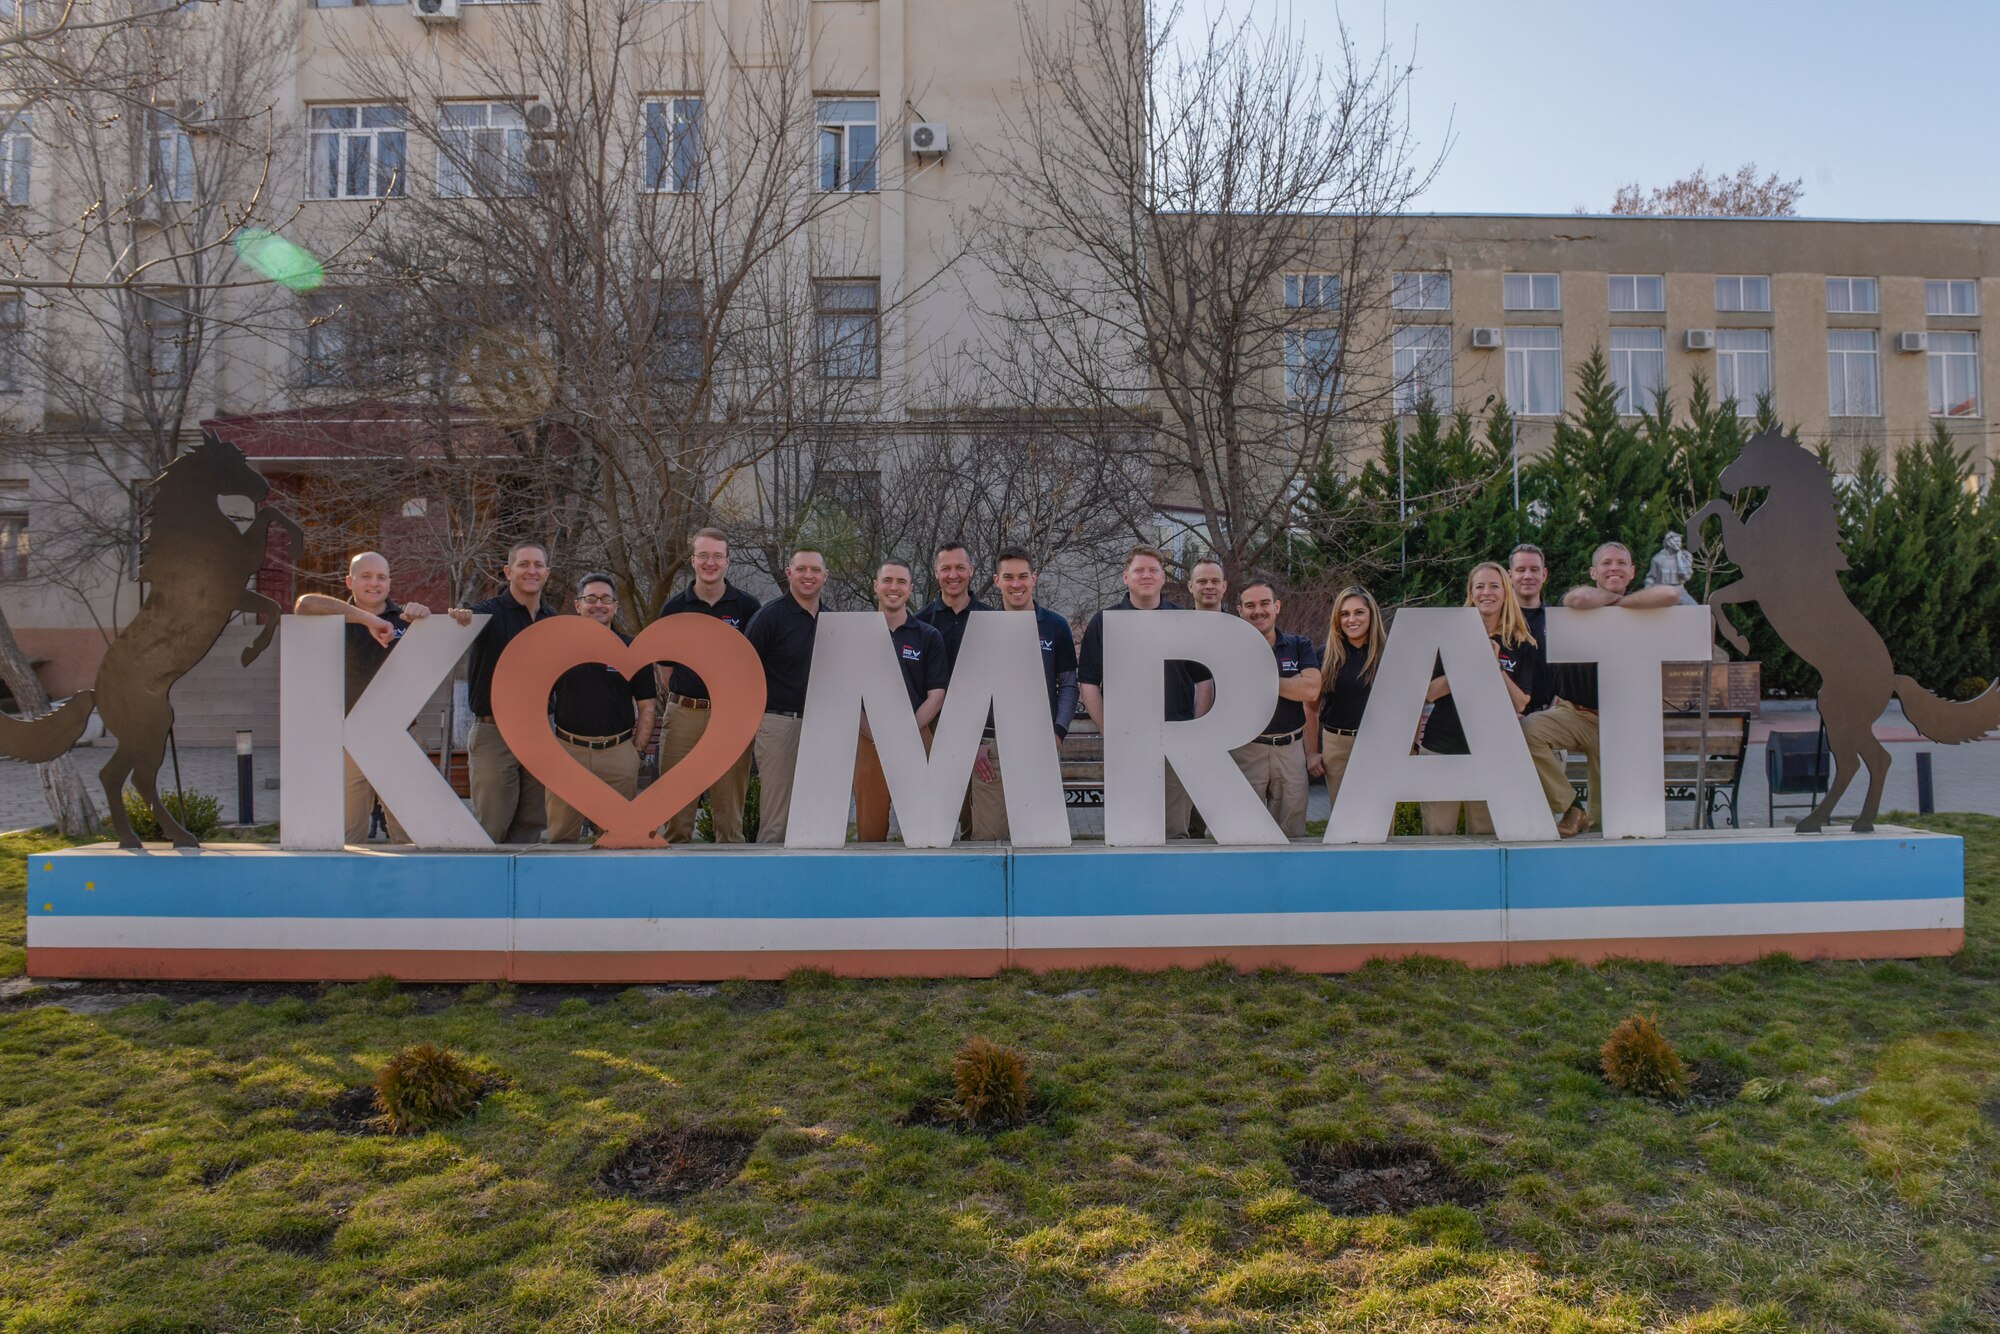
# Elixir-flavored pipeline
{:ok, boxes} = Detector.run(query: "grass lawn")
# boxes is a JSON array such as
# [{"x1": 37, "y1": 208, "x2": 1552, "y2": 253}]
[{"x1": 1, "y1": 818, "x2": 1997, "y2": 1332}]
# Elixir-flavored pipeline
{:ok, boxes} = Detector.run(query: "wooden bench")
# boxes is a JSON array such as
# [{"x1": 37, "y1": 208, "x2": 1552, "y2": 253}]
[{"x1": 1565, "y1": 709, "x2": 1751, "y2": 829}]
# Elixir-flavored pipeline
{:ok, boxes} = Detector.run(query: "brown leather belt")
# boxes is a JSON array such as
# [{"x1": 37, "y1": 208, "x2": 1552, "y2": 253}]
[
  {"x1": 667, "y1": 692, "x2": 711, "y2": 710},
  {"x1": 556, "y1": 727, "x2": 633, "y2": 750},
  {"x1": 1252, "y1": 728, "x2": 1304, "y2": 746}
]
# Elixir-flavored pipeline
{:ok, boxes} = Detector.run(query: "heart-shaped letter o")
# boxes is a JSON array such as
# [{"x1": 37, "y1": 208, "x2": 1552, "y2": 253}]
[{"x1": 491, "y1": 614, "x2": 767, "y2": 847}]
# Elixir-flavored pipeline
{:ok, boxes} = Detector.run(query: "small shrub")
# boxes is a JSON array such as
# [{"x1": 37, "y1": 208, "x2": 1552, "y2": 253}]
[
  {"x1": 372, "y1": 1043, "x2": 486, "y2": 1134},
  {"x1": 1955, "y1": 675, "x2": 1990, "y2": 701},
  {"x1": 1392, "y1": 802, "x2": 1423, "y2": 836},
  {"x1": 694, "y1": 773, "x2": 760, "y2": 843},
  {"x1": 1600, "y1": 1013, "x2": 1690, "y2": 1100},
  {"x1": 123, "y1": 786, "x2": 224, "y2": 841},
  {"x1": 948, "y1": 1036, "x2": 1031, "y2": 1131}
]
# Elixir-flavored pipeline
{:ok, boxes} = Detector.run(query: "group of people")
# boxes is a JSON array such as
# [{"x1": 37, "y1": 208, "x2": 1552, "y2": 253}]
[{"x1": 300, "y1": 530, "x2": 1668, "y2": 846}]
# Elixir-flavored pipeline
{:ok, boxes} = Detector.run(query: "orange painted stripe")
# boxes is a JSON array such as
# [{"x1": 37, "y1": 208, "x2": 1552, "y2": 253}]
[
  {"x1": 26, "y1": 947, "x2": 510, "y2": 983},
  {"x1": 1503, "y1": 927, "x2": 1963, "y2": 967},
  {"x1": 505, "y1": 949, "x2": 1010, "y2": 982},
  {"x1": 1009, "y1": 941, "x2": 1510, "y2": 973}
]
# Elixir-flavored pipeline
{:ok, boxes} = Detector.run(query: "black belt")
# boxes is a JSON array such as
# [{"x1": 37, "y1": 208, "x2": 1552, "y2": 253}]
[
  {"x1": 1252, "y1": 728, "x2": 1304, "y2": 746},
  {"x1": 766, "y1": 708, "x2": 803, "y2": 719},
  {"x1": 1322, "y1": 726, "x2": 1359, "y2": 738},
  {"x1": 556, "y1": 727, "x2": 633, "y2": 750},
  {"x1": 475, "y1": 714, "x2": 494, "y2": 723}
]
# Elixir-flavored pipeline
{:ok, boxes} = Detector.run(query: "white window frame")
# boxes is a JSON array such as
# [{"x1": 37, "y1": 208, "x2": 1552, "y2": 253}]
[
  {"x1": 1284, "y1": 328, "x2": 1340, "y2": 405},
  {"x1": 1925, "y1": 279, "x2": 1979, "y2": 317},
  {"x1": 1826, "y1": 276, "x2": 1879, "y2": 315},
  {"x1": 1715, "y1": 329, "x2": 1771, "y2": 416},
  {"x1": 653, "y1": 279, "x2": 703, "y2": 381},
  {"x1": 437, "y1": 100, "x2": 530, "y2": 199},
  {"x1": 0, "y1": 111, "x2": 30, "y2": 206},
  {"x1": 1928, "y1": 331, "x2": 1981, "y2": 419},
  {"x1": 138, "y1": 290, "x2": 189, "y2": 389},
  {"x1": 642, "y1": 96, "x2": 702, "y2": 193},
  {"x1": 816, "y1": 98, "x2": 878, "y2": 194},
  {"x1": 1608, "y1": 327, "x2": 1666, "y2": 416},
  {"x1": 1391, "y1": 324, "x2": 1451, "y2": 412},
  {"x1": 1502, "y1": 273, "x2": 1560, "y2": 311},
  {"x1": 814, "y1": 279, "x2": 879, "y2": 379},
  {"x1": 0, "y1": 508, "x2": 26, "y2": 581},
  {"x1": 1504, "y1": 327, "x2": 1562, "y2": 415},
  {"x1": 1607, "y1": 275, "x2": 1665, "y2": 313},
  {"x1": 149, "y1": 106, "x2": 195, "y2": 204},
  {"x1": 1714, "y1": 275, "x2": 1771, "y2": 313},
  {"x1": 1391, "y1": 271, "x2": 1450, "y2": 311},
  {"x1": 302, "y1": 292, "x2": 349, "y2": 388},
  {"x1": 1283, "y1": 273, "x2": 1340, "y2": 310},
  {"x1": 1827, "y1": 330, "x2": 1881, "y2": 417},
  {"x1": 307, "y1": 104, "x2": 405, "y2": 200},
  {"x1": 0, "y1": 295, "x2": 21, "y2": 391}
]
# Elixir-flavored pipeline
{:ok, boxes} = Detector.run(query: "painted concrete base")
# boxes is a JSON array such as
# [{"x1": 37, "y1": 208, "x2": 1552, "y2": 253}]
[{"x1": 24, "y1": 827, "x2": 1964, "y2": 982}]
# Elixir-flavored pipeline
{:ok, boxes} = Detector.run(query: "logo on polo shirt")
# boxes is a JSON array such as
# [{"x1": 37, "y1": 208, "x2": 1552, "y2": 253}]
[
  {"x1": 1040, "y1": 639, "x2": 1055, "y2": 652},
  {"x1": 1280, "y1": 657, "x2": 1299, "y2": 673},
  {"x1": 900, "y1": 645, "x2": 924, "y2": 663}
]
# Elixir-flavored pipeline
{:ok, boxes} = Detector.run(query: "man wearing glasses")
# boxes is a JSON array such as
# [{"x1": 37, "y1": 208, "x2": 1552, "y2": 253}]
[{"x1": 543, "y1": 572, "x2": 657, "y2": 843}]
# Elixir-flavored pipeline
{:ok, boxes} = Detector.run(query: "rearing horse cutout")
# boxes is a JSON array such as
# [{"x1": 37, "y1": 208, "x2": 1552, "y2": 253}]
[
  {"x1": 1687, "y1": 429, "x2": 2000, "y2": 833},
  {"x1": 0, "y1": 437, "x2": 304, "y2": 847}
]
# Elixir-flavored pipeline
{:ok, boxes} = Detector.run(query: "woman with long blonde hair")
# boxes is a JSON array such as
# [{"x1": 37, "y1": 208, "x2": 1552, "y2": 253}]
[
  {"x1": 1305, "y1": 585, "x2": 1386, "y2": 806},
  {"x1": 1418, "y1": 562, "x2": 1543, "y2": 836}
]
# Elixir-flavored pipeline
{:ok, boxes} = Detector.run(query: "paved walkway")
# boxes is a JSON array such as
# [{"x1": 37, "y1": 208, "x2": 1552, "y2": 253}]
[{"x1": 8, "y1": 701, "x2": 1998, "y2": 837}]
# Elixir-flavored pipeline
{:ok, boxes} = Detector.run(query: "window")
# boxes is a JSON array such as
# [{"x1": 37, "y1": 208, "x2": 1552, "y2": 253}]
[
  {"x1": 1714, "y1": 275, "x2": 1770, "y2": 312},
  {"x1": 816, "y1": 98, "x2": 877, "y2": 193},
  {"x1": 438, "y1": 101, "x2": 529, "y2": 198},
  {"x1": 1827, "y1": 329, "x2": 1880, "y2": 416},
  {"x1": 1283, "y1": 273, "x2": 1340, "y2": 309},
  {"x1": 139, "y1": 292, "x2": 188, "y2": 388},
  {"x1": 1284, "y1": 329, "x2": 1340, "y2": 404},
  {"x1": 0, "y1": 111, "x2": 30, "y2": 205},
  {"x1": 1929, "y1": 331, "x2": 1980, "y2": 418},
  {"x1": 1826, "y1": 277, "x2": 1878, "y2": 314},
  {"x1": 1926, "y1": 279, "x2": 1979, "y2": 317},
  {"x1": 1392, "y1": 270, "x2": 1450, "y2": 310},
  {"x1": 1609, "y1": 328, "x2": 1666, "y2": 415},
  {"x1": 1392, "y1": 325, "x2": 1451, "y2": 411},
  {"x1": 1502, "y1": 273, "x2": 1560, "y2": 311},
  {"x1": 302, "y1": 292, "x2": 349, "y2": 387},
  {"x1": 814, "y1": 280, "x2": 878, "y2": 378},
  {"x1": 1715, "y1": 329, "x2": 1771, "y2": 414},
  {"x1": 149, "y1": 106, "x2": 194, "y2": 203},
  {"x1": 1608, "y1": 275, "x2": 1665, "y2": 312},
  {"x1": 0, "y1": 510, "x2": 25, "y2": 581},
  {"x1": 0, "y1": 296, "x2": 20, "y2": 391},
  {"x1": 653, "y1": 280, "x2": 703, "y2": 381},
  {"x1": 1504, "y1": 327, "x2": 1562, "y2": 415},
  {"x1": 643, "y1": 97, "x2": 702, "y2": 192},
  {"x1": 308, "y1": 104, "x2": 405, "y2": 199}
]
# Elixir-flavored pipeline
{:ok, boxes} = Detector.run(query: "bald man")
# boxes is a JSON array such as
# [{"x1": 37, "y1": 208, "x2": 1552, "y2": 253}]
[{"x1": 295, "y1": 552, "x2": 436, "y2": 844}]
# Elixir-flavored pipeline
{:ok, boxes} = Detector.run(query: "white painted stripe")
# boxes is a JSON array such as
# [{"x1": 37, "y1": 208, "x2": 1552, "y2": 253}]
[
  {"x1": 1507, "y1": 897, "x2": 1964, "y2": 942},
  {"x1": 30, "y1": 916, "x2": 512, "y2": 952},
  {"x1": 511, "y1": 917, "x2": 1007, "y2": 953},
  {"x1": 1010, "y1": 910, "x2": 1506, "y2": 950}
]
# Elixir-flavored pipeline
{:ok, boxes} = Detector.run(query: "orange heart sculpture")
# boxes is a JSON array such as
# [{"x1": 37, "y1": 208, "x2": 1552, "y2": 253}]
[{"x1": 491, "y1": 614, "x2": 767, "y2": 847}]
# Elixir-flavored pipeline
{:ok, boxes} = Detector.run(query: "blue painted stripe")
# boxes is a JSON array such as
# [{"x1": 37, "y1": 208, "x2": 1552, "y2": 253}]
[
  {"x1": 33, "y1": 850, "x2": 515, "y2": 920},
  {"x1": 1011, "y1": 845, "x2": 1506, "y2": 917},
  {"x1": 1501, "y1": 836, "x2": 1960, "y2": 910},
  {"x1": 511, "y1": 849, "x2": 1009, "y2": 919}
]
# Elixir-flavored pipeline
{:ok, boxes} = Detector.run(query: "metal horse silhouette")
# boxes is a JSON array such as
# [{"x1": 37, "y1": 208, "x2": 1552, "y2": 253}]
[
  {"x1": 0, "y1": 438, "x2": 303, "y2": 848},
  {"x1": 1687, "y1": 429, "x2": 2000, "y2": 833}
]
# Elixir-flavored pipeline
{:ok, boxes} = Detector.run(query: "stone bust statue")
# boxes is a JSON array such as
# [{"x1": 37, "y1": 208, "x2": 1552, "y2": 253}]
[{"x1": 1646, "y1": 531, "x2": 1694, "y2": 589}]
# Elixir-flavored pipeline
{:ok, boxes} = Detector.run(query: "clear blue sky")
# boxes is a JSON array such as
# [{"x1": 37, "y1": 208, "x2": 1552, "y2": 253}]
[{"x1": 1282, "y1": 1, "x2": 2000, "y2": 221}]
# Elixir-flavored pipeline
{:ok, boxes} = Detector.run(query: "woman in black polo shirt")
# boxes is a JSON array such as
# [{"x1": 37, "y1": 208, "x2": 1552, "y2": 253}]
[
  {"x1": 1306, "y1": 585, "x2": 1385, "y2": 806},
  {"x1": 1419, "y1": 562, "x2": 1541, "y2": 836}
]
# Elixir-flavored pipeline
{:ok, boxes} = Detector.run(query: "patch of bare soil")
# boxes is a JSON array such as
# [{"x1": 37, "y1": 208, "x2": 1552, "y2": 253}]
[
  {"x1": 1289, "y1": 1140, "x2": 1491, "y2": 1215},
  {"x1": 598, "y1": 1125, "x2": 757, "y2": 1202},
  {"x1": 899, "y1": 1090, "x2": 1060, "y2": 1136}
]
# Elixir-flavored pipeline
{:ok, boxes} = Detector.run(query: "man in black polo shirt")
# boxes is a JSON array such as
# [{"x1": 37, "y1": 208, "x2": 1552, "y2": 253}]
[
  {"x1": 656, "y1": 527, "x2": 761, "y2": 843},
  {"x1": 1509, "y1": 543, "x2": 1556, "y2": 714},
  {"x1": 854, "y1": 559, "x2": 949, "y2": 842},
  {"x1": 969, "y1": 546, "x2": 1078, "y2": 841},
  {"x1": 447, "y1": 541, "x2": 558, "y2": 843},
  {"x1": 743, "y1": 547, "x2": 825, "y2": 843},
  {"x1": 543, "y1": 573, "x2": 657, "y2": 843},
  {"x1": 915, "y1": 540, "x2": 990, "y2": 840},
  {"x1": 1229, "y1": 578, "x2": 1322, "y2": 837},
  {"x1": 294, "y1": 550, "x2": 437, "y2": 844},
  {"x1": 1077, "y1": 544, "x2": 1214, "y2": 838}
]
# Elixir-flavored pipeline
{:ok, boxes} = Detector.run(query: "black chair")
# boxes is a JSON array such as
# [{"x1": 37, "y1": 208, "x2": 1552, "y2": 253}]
[{"x1": 1765, "y1": 724, "x2": 1830, "y2": 826}]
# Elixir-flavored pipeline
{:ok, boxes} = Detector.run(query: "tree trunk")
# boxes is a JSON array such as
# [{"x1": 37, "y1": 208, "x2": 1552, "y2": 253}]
[{"x1": 0, "y1": 604, "x2": 100, "y2": 837}]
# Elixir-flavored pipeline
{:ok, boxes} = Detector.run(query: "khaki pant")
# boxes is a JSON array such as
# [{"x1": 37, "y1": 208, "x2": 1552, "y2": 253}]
[
  {"x1": 469, "y1": 719, "x2": 547, "y2": 844},
  {"x1": 544, "y1": 736, "x2": 641, "y2": 843},
  {"x1": 343, "y1": 753, "x2": 409, "y2": 845},
  {"x1": 1523, "y1": 699, "x2": 1601, "y2": 826},
  {"x1": 1230, "y1": 735, "x2": 1309, "y2": 837},
  {"x1": 659, "y1": 702, "x2": 754, "y2": 843},
  {"x1": 753, "y1": 713, "x2": 802, "y2": 844},
  {"x1": 1318, "y1": 730, "x2": 1357, "y2": 809},
  {"x1": 969, "y1": 736, "x2": 1009, "y2": 841},
  {"x1": 1419, "y1": 746, "x2": 1494, "y2": 836},
  {"x1": 854, "y1": 724, "x2": 932, "y2": 843},
  {"x1": 1164, "y1": 760, "x2": 1194, "y2": 840}
]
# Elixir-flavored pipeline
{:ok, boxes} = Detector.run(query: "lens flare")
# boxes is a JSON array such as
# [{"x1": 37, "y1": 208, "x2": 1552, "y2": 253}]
[{"x1": 234, "y1": 229, "x2": 324, "y2": 293}]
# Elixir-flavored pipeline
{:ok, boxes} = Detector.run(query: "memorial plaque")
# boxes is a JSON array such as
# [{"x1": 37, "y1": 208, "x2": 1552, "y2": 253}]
[{"x1": 1661, "y1": 661, "x2": 1762, "y2": 715}]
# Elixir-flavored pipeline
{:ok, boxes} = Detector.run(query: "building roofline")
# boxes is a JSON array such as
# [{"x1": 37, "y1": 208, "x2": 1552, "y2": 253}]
[{"x1": 1407, "y1": 211, "x2": 2000, "y2": 226}]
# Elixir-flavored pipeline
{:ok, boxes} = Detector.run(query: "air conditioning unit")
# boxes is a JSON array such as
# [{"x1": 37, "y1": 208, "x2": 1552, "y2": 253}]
[
  {"x1": 1469, "y1": 327, "x2": 1502, "y2": 350},
  {"x1": 1897, "y1": 331, "x2": 1929, "y2": 353},
  {"x1": 1684, "y1": 329, "x2": 1715, "y2": 351},
  {"x1": 523, "y1": 103, "x2": 557, "y2": 176},
  {"x1": 411, "y1": 0, "x2": 460, "y2": 23},
  {"x1": 907, "y1": 122, "x2": 947, "y2": 155}
]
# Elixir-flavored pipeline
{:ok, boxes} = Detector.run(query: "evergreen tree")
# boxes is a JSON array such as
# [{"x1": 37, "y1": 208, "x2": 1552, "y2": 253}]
[{"x1": 1523, "y1": 348, "x2": 1673, "y2": 588}]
